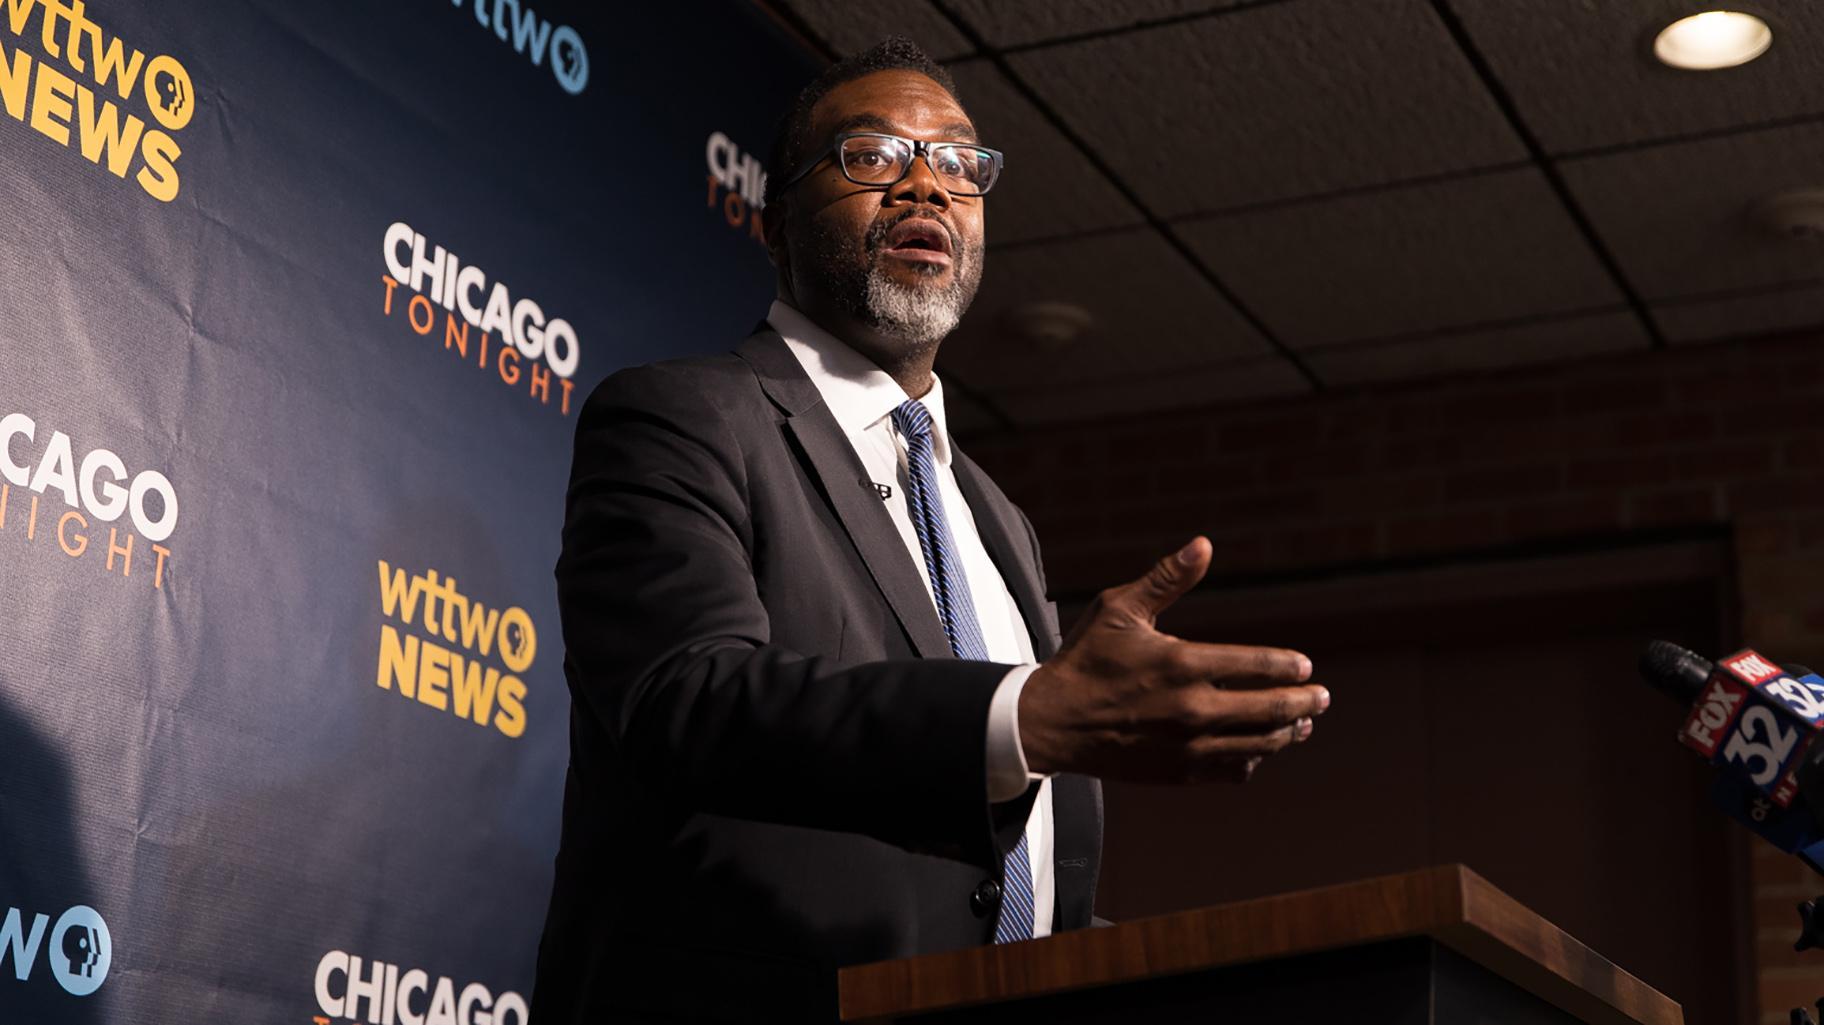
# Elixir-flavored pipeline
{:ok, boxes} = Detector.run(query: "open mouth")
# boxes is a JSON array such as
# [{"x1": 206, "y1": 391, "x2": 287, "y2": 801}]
[{"x1": 880, "y1": 218, "x2": 954, "y2": 266}]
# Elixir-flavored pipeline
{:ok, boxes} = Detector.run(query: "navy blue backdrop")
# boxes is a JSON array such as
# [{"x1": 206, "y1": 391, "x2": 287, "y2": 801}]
[{"x1": 0, "y1": 2, "x2": 815, "y2": 1021}]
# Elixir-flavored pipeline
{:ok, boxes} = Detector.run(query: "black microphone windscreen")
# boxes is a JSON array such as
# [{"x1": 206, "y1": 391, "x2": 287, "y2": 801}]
[{"x1": 1640, "y1": 640, "x2": 1714, "y2": 704}]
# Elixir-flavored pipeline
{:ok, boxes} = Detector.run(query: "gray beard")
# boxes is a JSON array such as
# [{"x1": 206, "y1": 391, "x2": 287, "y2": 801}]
[
  {"x1": 862, "y1": 259, "x2": 973, "y2": 346},
  {"x1": 802, "y1": 212, "x2": 984, "y2": 349}
]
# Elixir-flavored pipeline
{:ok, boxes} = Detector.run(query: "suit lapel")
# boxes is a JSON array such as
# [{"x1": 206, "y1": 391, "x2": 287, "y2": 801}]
[
  {"x1": 950, "y1": 449, "x2": 1057, "y2": 661},
  {"x1": 736, "y1": 330, "x2": 953, "y2": 660}
]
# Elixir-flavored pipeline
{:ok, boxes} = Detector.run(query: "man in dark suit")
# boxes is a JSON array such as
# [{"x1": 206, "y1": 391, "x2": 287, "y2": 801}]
[{"x1": 531, "y1": 37, "x2": 1330, "y2": 1024}]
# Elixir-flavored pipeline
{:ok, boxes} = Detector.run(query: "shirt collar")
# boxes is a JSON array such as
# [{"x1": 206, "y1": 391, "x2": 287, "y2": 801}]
[{"x1": 769, "y1": 299, "x2": 954, "y2": 466}]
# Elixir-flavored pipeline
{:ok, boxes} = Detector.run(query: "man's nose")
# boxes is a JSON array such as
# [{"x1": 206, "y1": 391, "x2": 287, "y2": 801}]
[{"x1": 890, "y1": 151, "x2": 951, "y2": 208}]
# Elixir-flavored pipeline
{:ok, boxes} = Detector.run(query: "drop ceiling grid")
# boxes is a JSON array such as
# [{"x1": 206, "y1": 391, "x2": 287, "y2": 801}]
[
  {"x1": 942, "y1": 0, "x2": 1638, "y2": 406},
  {"x1": 1002, "y1": 0, "x2": 1528, "y2": 217},
  {"x1": 1654, "y1": 280, "x2": 1824, "y2": 346},
  {"x1": 1559, "y1": 121, "x2": 1824, "y2": 303},
  {"x1": 935, "y1": 0, "x2": 1653, "y2": 405},
  {"x1": 782, "y1": 0, "x2": 976, "y2": 59},
  {"x1": 1444, "y1": 0, "x2": 1824, "y2": 155},
  {"x1": 1175, "y1": 167, "x2": 1632, "y2": 350},
  {"x1": 940, "y1": 227, "x2": 1278, "y2": 394},
  {"x1": 942, "y1": 0, "x2": 1262, "y2": 50}
]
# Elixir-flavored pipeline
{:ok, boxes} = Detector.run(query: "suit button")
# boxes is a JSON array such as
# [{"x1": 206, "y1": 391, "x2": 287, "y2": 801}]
[{"x1": 970, "y1": 879, "x2": 1002, "y2": 917}]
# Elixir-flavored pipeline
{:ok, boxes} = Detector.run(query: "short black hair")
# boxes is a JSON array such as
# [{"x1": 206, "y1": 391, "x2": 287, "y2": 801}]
[{"x1": 763, "y1": 36, "x2": 961, "y2": 211}]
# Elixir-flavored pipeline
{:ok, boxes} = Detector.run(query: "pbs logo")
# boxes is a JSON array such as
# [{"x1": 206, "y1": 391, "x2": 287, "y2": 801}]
[
  {"x1": 549, "y1": 26, "x2": 588, "y2": 94},
  {"x1": 50, "y1": 905, "x2": 111, "y2": 996}
]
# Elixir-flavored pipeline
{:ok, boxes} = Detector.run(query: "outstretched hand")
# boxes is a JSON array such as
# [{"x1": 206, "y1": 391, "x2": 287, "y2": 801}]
[{"x1": 1018, "y1": 536, "x2": 1329, "y2": 783}]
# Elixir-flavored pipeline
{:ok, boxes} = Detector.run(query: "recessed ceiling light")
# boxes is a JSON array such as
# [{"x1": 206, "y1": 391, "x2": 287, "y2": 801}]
[
  {"x1": 998, "y1": 301, "x2": 1093, "y2": 347},
  {"x1": 1751, "y1": 189, "x2": 1824, "y2": 242},
  {"x1": 1653, "y1": 11, "x2": 1773, "y2": 70}
]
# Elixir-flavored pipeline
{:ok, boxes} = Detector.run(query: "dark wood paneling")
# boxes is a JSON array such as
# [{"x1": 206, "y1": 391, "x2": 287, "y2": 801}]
[{"x1": 1094, "y1": 554, "x2": 1737, "y2": 1025}]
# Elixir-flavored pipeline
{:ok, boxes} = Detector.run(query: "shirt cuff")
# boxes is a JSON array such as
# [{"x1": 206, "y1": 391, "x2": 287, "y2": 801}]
[{"x1": 986, "y1": 663, "x2": 1043, "y2": 803}]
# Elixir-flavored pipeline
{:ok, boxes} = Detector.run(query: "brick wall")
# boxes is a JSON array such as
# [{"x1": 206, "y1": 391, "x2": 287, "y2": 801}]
[{"x1": 966, "y1": 326, "x2": 1824, "y2": 1022}]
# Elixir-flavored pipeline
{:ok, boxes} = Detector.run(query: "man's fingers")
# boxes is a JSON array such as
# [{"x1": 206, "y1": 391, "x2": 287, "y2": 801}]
[
  {"x1": 1176, "y1": 642, "x2": 1313, "y2": 686},
  {"x1": 1191, "y1": 724, "x2": 1299, "y2": 759},
  {"x1": 1115, "y1": 536, "x2": 1211, "y2": 620},
  {"x1": 1190, "y1": 684, "x2": 1330, "y2": 732}
]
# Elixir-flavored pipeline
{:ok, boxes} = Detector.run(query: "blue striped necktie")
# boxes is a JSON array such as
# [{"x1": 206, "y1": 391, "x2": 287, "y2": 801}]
[{"x1": 890, "y1": 398, "x2": 1036, "y2": 944}]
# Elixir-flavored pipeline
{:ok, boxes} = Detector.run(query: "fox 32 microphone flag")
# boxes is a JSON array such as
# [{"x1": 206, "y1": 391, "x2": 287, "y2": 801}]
[{"x1": 0, "y1": 2, "x2": 810, "y2": 1021}]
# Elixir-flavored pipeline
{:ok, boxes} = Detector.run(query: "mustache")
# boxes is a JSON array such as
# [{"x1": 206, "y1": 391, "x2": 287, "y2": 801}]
[{"x1": 864, "y1": 209, "x2": 964, "y2": 256}]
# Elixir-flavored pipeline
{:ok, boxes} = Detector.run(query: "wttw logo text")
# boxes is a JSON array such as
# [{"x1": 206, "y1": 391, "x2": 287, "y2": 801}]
[
  {"x1": 1, "y1": 903, "x2": 111, "y2": 997},
  {"x1": 450, "y1": 0, "x2": 587, "y2": 95}
]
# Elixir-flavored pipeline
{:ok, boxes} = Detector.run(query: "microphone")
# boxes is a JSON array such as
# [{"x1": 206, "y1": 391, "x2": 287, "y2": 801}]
[
  {"x1": 1650, "y1": 645, "x2": 1824, "y2": 1018},
  {"x1": 1677, "y1": 646, "x2": 1824, "y2": 807},
  {"x1": 1639, "y1": 639, "x2": 1712, "y2": 703},
  {"x1": 1641, "y1": 641, "x2": 1824, "y2": 874}
]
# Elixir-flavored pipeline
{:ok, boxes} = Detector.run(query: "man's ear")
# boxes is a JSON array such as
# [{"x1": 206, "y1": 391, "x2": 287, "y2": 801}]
[{"x1": 761, "y1": 195, "x2": 788, "y2": 267}]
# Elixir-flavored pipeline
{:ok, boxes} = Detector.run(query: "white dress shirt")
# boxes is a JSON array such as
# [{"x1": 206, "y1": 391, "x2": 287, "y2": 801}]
[{"x1": 770, "y1": 299, "x2": 1054, "y2": 937}]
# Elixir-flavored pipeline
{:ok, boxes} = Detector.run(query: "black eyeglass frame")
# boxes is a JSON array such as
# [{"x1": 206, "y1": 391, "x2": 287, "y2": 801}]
[{"x1": 776, "y1": 132, "x2": 1006, "y2": 197}]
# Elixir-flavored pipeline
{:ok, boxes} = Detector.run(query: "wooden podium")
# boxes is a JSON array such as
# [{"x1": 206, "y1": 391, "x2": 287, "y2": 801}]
[{"x1": 839, "y1": 865, "x2": 1682, "y2": 1024}]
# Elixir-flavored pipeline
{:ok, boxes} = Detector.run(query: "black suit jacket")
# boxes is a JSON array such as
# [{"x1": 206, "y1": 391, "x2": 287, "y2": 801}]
[{"x1": 531, "y1": 329, "x2": 1103, "y2": 1023}]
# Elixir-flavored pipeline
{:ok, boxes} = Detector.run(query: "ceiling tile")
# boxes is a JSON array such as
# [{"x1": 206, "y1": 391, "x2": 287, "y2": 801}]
[
  {"x1": 780, "y1": 0, "x2": 975, "y2": 60},
  {"x1": 1560, "y1": 121, "x2": 1824, "y2": 301},
  {"x1": 1008, "y1": 0, "x2": 1525, "y2": 216},
  {"x1": 991, "y1": 357, "x2": 1310, "y2": 426},
  {"x1": 1303, "y1": 310, "x2": 1648, "y2": 387},
  {"x1": 947, "y1": 60, "x2": 1145, "y2": 244},
  {"x1": 945, "y1": 0, "x2": 1252, "y2": 49},
  {"x1": 1654, "y1": 281, "x2": 1824, "y2": 346},
  {"x1": 1178, "y1": 167, "x2": 1624, "y2": 348},
  {"x1": 1447, "y1": 0, "x2": 1824, "y2": 154},
  {"x1": 939, "y1": 228, "x2": 1273, "y2": 391}
]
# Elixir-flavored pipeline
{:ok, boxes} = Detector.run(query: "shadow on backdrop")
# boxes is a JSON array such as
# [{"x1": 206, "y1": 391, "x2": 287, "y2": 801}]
[{"x1": 0, "y1": 683, "x2": 103, "y2": 1023}]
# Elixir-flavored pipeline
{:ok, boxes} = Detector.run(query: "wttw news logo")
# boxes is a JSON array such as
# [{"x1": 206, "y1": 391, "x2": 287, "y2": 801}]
[{"x1": 1, "y1": 902, "x2": 112, "y2": 997}]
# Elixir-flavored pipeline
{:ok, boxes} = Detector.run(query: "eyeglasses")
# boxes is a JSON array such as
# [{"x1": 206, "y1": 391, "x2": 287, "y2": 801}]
[{"x1": 777, "y1": 132, "x2": 1005, "y2": 197}]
